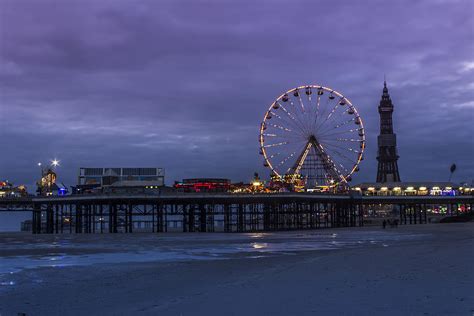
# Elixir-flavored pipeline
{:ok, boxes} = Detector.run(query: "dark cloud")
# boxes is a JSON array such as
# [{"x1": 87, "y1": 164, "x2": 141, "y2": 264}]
[{"x1": 1, "y1": 0, "x2": 473, "y2": 191}]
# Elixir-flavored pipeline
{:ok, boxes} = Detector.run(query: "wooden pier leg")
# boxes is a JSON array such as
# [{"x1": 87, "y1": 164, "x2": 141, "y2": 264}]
[
  {"x1": 189, "y1": 204, "x2": 195, "y2": 232},
  {"x1": 32, "y1": 205, "x2": 41, "y2": 234},
  {"x1": 419, "y1": 204, "x2": 423, "y2": 224},
  {"x1": 60, "y1": 204, "x2": 64, "y2": 233},
  {"x1": 124, "y1": 204, "x2": 129, "y2": 233},
  {"x1": 100, "y1": 204, "x2": 104, "y2": 233},
  {"x1": 224, "y1": 203, "x2": 230, "y2": 232},
  {"x1": 69, "y1": 204, "x2": 73, "y2": 234},
  {"x1": 113, "y1": 204, "x2": 118, "y2": 233},
  {"x1": 182, "y1": 204, "x2": 187, "y2": 233},
  {"x1": 128, "y1": 204, "x2": 133, "y2": 233},
  {"x1": 92, "y1": 204, "x2": 96, "y2": 233},
  {"x1": 164, "y1": 204, "x2": 168, "y2": 233},
  {"x1": 157, "y1": 203, "x2": 163, "y2": 233},
  {"x1": 76, "y1": 204, "x2": 81, "y2": 233},
  {"x1": 199, "y1": 204, "x2": 206, "y2": 232},
  {"x1": 54, "y1": 204, "x2": 59, "y2": 234},
  {"x1": 86, "y1": 204, "x2": 90, "y2": 233},
  {"x1": 399, "y1": 204, "x2": 403, "y2": 225},
  {"x1": 108, "y1": 204, "x2": 113, "y2": 233},
  {"x1": 46, "y1": 205, "x2": 53, "y2": 234},
  {"x1": 149, "y1": 204, "x2": 154, "y2": 233},
  {"x1": 413, "y1": 204, "x2": 419, "y2": 225},
  {"x1": 238, "y1": 204, "x2": 244, "y2": 232}
]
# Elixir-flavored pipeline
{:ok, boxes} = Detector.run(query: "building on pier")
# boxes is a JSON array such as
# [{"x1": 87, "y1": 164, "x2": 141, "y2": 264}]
[
  {"x1": 101, "y1": 180, "x2": 171, "y2": 195},
  {"x1": 0, "y1": 180, "x2": 28, "y2": 198},
  {"x1": 174, "y1": 178, "x2": 231, "y2": 192},
  {"x1": 353, "y1": 182, "x2": 472, "y2": 196},
  {"x1": 75, "y1": 167, "x2": 165, "y2": 193}
]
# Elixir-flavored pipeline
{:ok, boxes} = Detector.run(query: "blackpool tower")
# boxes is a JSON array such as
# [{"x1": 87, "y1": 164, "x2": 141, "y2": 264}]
[{"x1": 376, "y1": 80, "x2": 401, "y2": 182}]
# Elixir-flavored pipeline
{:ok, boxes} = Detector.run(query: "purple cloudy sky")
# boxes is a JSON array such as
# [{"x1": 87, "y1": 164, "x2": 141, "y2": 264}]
[{"x1": 1, "y1": 0, "x2": 473, "y2": 189}]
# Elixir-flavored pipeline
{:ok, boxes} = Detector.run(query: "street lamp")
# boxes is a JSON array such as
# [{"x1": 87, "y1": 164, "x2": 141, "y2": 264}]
[
  {"x1": 37, "y1": 162, "x2": 43, "y2": 177},
  {"x1": 37, "y1": 162, "x2": 44, "y2": 196},
  {"x1": 51, "y1": 159, "x2": 60, "y2": 167}
]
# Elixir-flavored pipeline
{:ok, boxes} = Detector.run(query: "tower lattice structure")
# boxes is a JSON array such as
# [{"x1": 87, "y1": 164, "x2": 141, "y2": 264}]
[{"x1": 376, "y1": 81, "x2": 401, "y2": 182}]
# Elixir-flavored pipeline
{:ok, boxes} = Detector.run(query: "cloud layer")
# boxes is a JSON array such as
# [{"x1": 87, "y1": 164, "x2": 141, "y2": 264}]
[{"x1": 1, "y1": 0, "x2": 473, "y2": 189}]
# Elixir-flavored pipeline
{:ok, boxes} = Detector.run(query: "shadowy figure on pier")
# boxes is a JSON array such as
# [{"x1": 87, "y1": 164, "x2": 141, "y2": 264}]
[{"x1": 382, "y1": 220, "x2": 387, "y2": 229}]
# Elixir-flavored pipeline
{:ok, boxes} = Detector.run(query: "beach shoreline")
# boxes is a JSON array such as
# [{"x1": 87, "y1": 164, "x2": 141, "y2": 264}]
[{"x1": 0, "y1": 223, "x2": 473, "y2": 315}]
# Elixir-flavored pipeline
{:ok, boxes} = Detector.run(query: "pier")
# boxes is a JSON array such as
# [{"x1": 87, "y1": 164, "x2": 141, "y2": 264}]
[{"x1": 1, "y1": 194, "x2": 472, "y2": 234}]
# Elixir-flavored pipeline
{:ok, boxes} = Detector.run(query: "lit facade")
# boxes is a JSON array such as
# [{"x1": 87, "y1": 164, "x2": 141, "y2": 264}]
[
  {"x1": 352, "y1": 182, "x2": 471, "y2": 196},
  {"x1": 174, "y1": 178, "x2": 231, "y2": 192},
  {"x1": 0, "y1": 181, "x2": 28, "y2": 198}
]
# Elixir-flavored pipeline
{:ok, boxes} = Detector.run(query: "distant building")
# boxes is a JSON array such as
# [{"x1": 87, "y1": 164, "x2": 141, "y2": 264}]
[
  {"x1": 78, "y1": 167, "x2": 164, "y2": 186},
  {"x1": 0, "y1": 180, "x2": 28, "y2": 198},
  {"x1": 37, "y1": 168, "x2": 58, "y2": 196},
  {"x1": 352, "y1": 182, "x2": 472, "y2": 196},
  {"x1": 376, "y1": 80, "x2": 401, "y2": 182},
  {"x1": 75, "y1": 167, "x2": 165, "y2": 194},
  {"x1": 174, "y1": 178, "x2": 231, "y2": 192}
]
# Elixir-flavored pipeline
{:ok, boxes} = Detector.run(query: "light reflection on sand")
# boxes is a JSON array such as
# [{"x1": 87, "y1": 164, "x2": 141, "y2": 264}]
[
  {"x1": 0, "y1": 229, "x2": 428, "y2": 287},
  {"x1": 252, "y1": 242, "x2": 267, "y2": 249}
]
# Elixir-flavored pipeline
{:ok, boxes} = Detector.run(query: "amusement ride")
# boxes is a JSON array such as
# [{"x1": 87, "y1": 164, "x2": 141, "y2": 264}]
[{"x1": 259, "y1": 85, "x2": 365, "y2": 191}]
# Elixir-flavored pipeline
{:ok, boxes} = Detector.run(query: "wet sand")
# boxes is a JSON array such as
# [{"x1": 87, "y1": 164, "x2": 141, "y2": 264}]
[{"x1": 0, "y1": 223, "x2": 473, "y2": 315}]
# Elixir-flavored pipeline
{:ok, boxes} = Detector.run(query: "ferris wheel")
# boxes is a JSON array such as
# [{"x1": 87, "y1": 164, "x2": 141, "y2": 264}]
[{"x1": 259, "y1": 85, "x2": 365, "y2": 188}]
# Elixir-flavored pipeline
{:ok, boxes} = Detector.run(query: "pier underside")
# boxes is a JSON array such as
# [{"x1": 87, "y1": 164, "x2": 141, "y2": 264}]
[
  {"x1": 32, "y1": 200, "x2": 364, "y2": 234},
  {"x1": 1, "y1": 194, "x2": 472, "y2": 234}
]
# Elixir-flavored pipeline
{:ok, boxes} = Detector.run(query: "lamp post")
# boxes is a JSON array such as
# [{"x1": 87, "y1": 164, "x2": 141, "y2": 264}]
[{"x1": 37, "y1": 162, "x2": 43, "y2": 196}]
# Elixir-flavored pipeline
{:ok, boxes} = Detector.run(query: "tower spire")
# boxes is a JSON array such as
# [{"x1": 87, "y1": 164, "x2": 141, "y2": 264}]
[{"x1": 382, "y1": 77, "x2": 390, "y2": 100}]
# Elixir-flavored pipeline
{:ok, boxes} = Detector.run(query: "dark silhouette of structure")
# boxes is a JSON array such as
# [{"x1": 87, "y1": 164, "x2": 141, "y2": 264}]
[{"x1": 376, "y1": 80, "x2": 401, "y2": 182}]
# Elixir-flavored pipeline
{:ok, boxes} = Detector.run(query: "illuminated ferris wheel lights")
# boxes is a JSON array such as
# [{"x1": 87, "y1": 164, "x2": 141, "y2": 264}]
[{"x1": 259, "y1": 84, "x2": 365, "y2": 188}]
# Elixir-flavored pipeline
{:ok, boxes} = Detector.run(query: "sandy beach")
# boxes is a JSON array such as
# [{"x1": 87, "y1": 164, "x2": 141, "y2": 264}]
[{"x1": 0, "y1": 223, "x2": 473, "y2": 316}]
